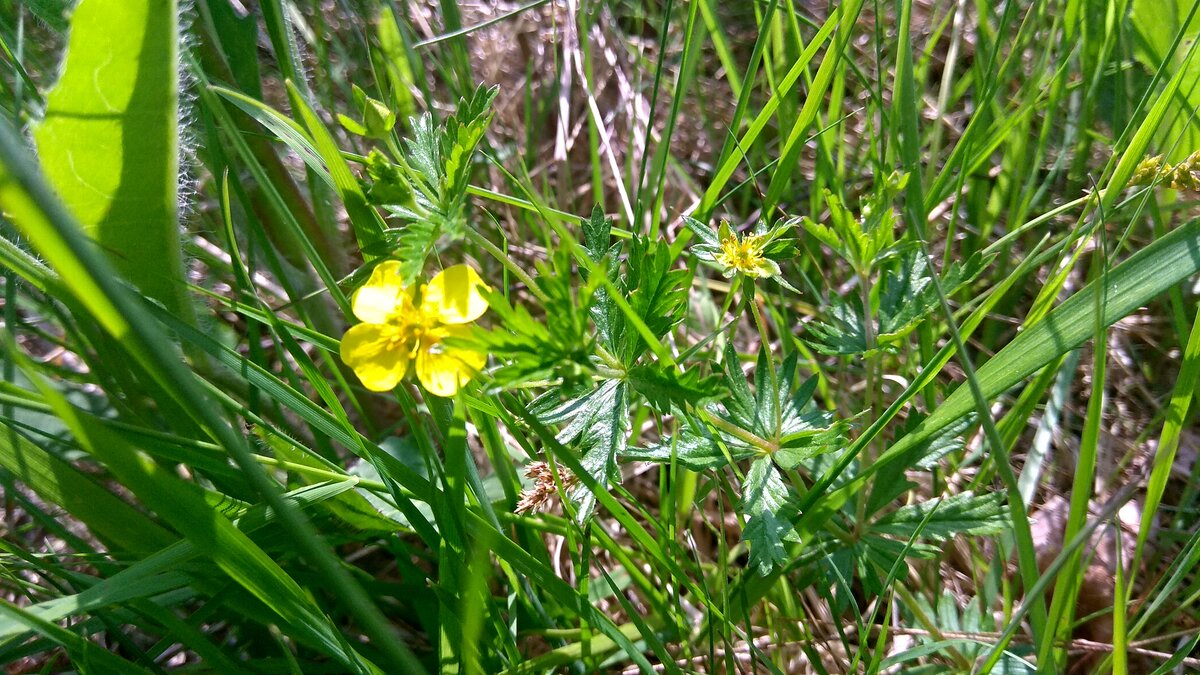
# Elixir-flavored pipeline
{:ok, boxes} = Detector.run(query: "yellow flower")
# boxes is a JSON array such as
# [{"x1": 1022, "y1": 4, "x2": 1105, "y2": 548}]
[
  {"x1": 715, "y1": 225, "x2": 780, "y2": 279},
  {"x1": 340, "y1": 262, "x2": 489, "y2": 396}
]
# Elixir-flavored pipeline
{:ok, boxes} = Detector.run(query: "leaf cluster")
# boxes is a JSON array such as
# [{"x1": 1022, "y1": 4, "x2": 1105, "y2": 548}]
[
  {"x1": 807, "y1": 250, "x2": 992, "y2": 355},
  {"x1": 627, "y1": 345, "x2": 848, "y2": 572},
  {"x1": 372, "y1": 85, "x2": 499, "y2": 282}
]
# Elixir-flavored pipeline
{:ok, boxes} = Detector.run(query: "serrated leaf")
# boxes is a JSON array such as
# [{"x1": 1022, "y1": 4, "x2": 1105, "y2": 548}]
[
  {"x1": 627, "y1": 364, "x2": 726, "y2": 411},
  {"x1": 535, "y1": 380, "x2": 630, "y2": 521},
  {"x1": 404, "y1": 113, "x2": 441, "y2": 197},
  {"x1": 623, "y1": 421, "x2": 756, "y2": 470},
  {"x1": 874, "y1": 491, "x2": 1007, "y2": 541},
  {"x1": 807, "y1": 251, "x2": 992, "y2": 356},
  {"x1": 630, "y1": 346, "x2": 845, "y2": 472},
  {"x1": 683, "y1": 215, "x2": 721, "y2": 248},
  {"x1": 584, "y1": 205, "x2": 613, "y2": 262},
  {"x1": 619, "y1": 237, "x2": 691, "y2": 361},
  {"x1": 741, "y1": 457, "x2": 797, "y2": 574},
  {"x1": 865, "y1": 415, "x2": 973, "y2": 516},
  {"x1": 441, "y1": 85, "x2": 497, "y2": 205},
  {"x1": 477, "y1": 266, "x2": 596, "y2": 391}
]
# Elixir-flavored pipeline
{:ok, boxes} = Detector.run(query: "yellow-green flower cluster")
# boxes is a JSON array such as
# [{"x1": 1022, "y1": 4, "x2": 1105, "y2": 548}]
[
  {"x1": 1131, "y1": 150, "x2": 1200, "y2": 191},
  {"x1": 340, "y1": 263, "x2": 489, "y2": 397}
]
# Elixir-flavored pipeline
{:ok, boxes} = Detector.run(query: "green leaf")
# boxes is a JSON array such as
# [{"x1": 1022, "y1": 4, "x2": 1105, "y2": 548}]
[
  {"x1": 584, "y1": 204, "x2": 615, "y2": 262},
  {"x1": 32, "y1": 0, "x2": 190, "y2": 318},
  {"x1": 623, "y1": 418, "x2": 756, "y2": 470},
  {"x1": 535, "y1": 380, "x2": 630, "y2": 521},
  {"x1": 619, "y1": 237, "x2": 692, "y2": 362},
  {"x1": 865, "y1": 416, "x2": 973, "y2": 516},
  {"x1": 1130, "y1": 0, "x2": 1200, "y2": 162},
  {"x1": 0, "y1": 417, "x2": 175, "y2": 555},
  {"x1": 807, "y1": 251, "x2": 990, "y2": 355},
  {"x1": 285, "y1": 80, "x2": 387, "y2": 259},
  {"x1": 475, "y1": 264, "x2": 596, "y2": 391},
  {"x1": 873, "y1": 492, "x2": 1008, "y2": 541},
  {"x1": 440, "y1": 85, "x2": 498, "y2": 206},
  {"x1": 340, "y1": 84, "x2": 396, "y2": 139},
  {"x1": 361, "y1": 149, "x2": 412, "y2": 205},
  {"x1": 375, "y1": 5, "x2": 418, "y2": 121},
  {"x1": 741, "y1": 457, "x2": 798, "y2": 574},
  {"x1": 629, "y1": 346, "x2": 845, "y2": 472},
  {"x1": 627, "y1": 364, "x2": 727, "y2": 411}
]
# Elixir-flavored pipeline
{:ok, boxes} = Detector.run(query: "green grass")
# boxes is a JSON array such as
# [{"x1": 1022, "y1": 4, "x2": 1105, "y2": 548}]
[{"x1": 2, "y1": 0, "x2": 1200, "y2": 672}]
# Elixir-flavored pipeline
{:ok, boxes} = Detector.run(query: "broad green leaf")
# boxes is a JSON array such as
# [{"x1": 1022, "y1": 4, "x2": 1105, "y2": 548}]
[
  {"x1": 623, "y1": 418, "x2": 756, "y2": 470},
  {"x1": 32, "y1": 0, "x2": 190, "y2": 318},
  {"x1": 534, "y1": 379, "x2": 630, "y2": 521}
]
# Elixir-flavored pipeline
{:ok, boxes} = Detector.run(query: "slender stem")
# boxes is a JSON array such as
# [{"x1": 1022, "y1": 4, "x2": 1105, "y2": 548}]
[{"x1": 747, "y1": 288, "x2": 780, "y2": 435}]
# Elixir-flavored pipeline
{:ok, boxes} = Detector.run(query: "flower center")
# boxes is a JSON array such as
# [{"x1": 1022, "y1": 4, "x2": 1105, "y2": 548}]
[
  {"x1": 717, "y1": 233, "x2": 764, "y2": 273},
  {"x1": 383, "y1": 313, "x2": 435, "y2": 354}
]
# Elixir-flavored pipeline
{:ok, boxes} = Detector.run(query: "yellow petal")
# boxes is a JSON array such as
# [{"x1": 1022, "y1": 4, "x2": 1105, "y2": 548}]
[
  {"x1": 421, "y1": 264, "x2": 489, "y2": 325},
  {"x1": 414, "y1": 325, "x2": 486, "y2": 397},
  {"x1": 352, "y1": 261, "x2": 410, "y2": 324},
  {"x1": 340, "y1": 323, "x2": 410, "y2": 392}
]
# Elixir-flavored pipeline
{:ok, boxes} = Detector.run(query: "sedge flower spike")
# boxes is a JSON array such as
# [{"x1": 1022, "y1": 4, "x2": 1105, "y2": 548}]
[{"x1": 340, "y1": 263, "x2": 489, "y2": 397}]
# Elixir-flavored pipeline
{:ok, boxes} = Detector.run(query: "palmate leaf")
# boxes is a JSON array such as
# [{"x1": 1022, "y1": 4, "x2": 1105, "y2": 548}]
[
  {"x1": 624, "y1": 346, "x2": 846, "y2": 572},
  {"x1": 865, "y1": 415, "x2": 973, "y2": 516},
  {"x1": 627, "y1": 345, "x2": 846, "y2": 474}
]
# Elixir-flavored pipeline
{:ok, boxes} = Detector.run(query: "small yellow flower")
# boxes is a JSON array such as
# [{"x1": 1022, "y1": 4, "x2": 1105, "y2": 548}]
[
  {"x1": 340, "y1": 262, "x2": 489, "y2": 397},
  {"x1": 714, "y1": 224, "x2": 780, "y2": 279}
]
